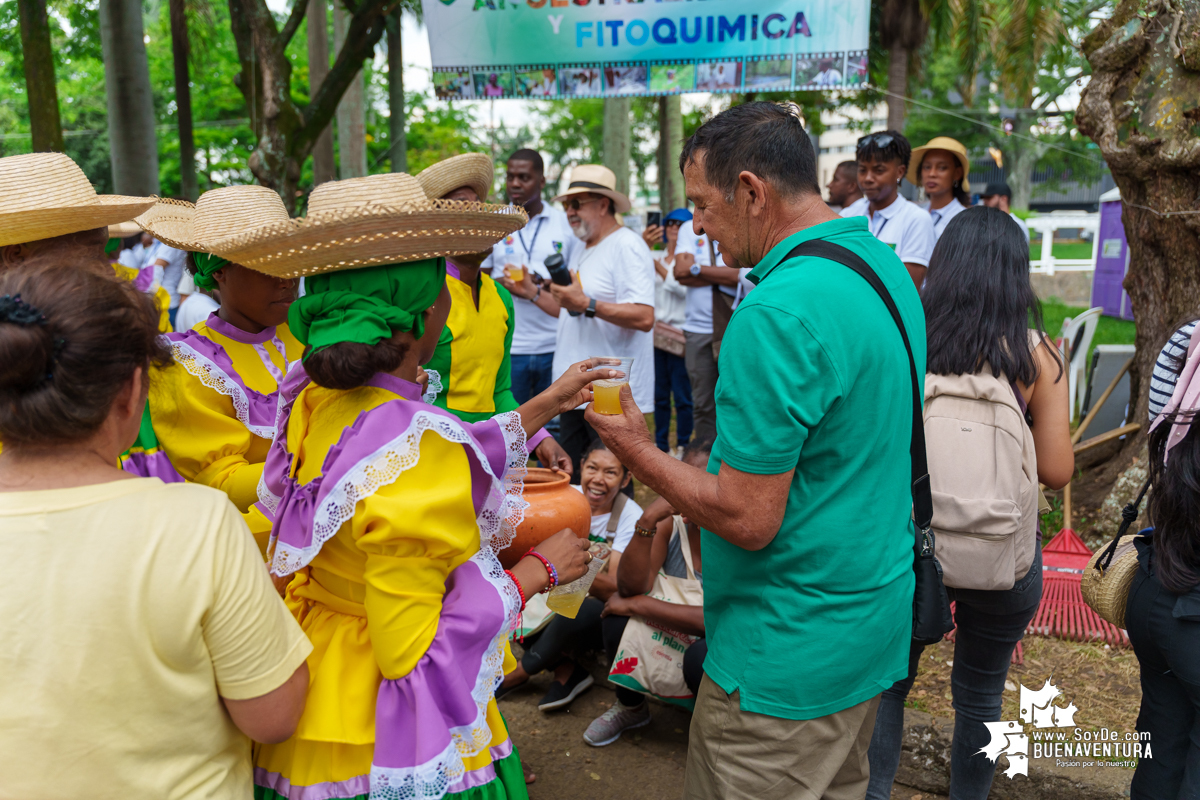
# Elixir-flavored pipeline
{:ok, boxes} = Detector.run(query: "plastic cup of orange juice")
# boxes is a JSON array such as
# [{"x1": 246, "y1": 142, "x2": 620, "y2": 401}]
[
  {"x1": 508, "y1": 264, "x2": 525, "y2": 283},
  {"x1": 590, "y1": 356, "x2": 633, "y2": 415}
]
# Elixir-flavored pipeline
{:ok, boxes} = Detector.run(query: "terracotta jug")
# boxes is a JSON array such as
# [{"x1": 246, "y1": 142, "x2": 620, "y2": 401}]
[{"x1": 500, "y1": 468, "x2": 591, "y2": 569}]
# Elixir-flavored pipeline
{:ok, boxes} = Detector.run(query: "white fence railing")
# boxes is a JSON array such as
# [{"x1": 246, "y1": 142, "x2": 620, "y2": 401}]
[{"x1": 1027, "y1": 215, "x2": 1100, "y2": 275}]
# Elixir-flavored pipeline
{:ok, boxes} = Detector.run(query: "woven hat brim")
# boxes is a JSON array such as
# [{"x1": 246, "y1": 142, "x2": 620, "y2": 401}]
[
  {"x1": 0, "y1": 195, "x2": 157, "y2": 247},
  {"x1": 209, "y1": 201, "x2": 530, "y2": 279},
  {"x1": 907, "y1": 145, "x2": 972, "y2": 194},
  {"x1": 135, "y1": 198, "x2": 201, "y2": 251},
  {"x1": 551, "y1": 186, "x2": 633, "y2": 214},
  {"x1": 417, "y1": 155, "x2": 495, "y2": 203}
]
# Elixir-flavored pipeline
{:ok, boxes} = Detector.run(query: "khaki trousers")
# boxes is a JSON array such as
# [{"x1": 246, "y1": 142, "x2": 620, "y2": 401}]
[{"x1": 684, "y1": 674, "x2": 881, "y2": 800}]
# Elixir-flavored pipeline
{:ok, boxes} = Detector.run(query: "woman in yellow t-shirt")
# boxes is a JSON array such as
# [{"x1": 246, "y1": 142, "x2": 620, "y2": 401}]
[
  {"x1": 138, "y1": 186, "x2": 303, "y2": 553},
  {"x1": 0, "y1": 263, "x2": 311, "y2": 799}
]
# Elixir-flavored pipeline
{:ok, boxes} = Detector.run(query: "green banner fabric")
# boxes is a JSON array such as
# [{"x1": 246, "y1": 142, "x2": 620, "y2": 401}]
[{"x1": 422, "y1": 0, "x2": 869, "y2": 100}]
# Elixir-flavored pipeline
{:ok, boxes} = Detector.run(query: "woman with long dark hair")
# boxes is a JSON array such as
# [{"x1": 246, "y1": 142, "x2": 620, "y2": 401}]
[
  {"x1": 866, "y1": 206, "x2": 1074, "y2": 800},
  {"x1": 1126, "y1": 322, "x2": 1200, "y2": 799}
]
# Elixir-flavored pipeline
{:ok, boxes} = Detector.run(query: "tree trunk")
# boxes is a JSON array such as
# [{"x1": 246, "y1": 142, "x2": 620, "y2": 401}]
[
  {"x1": 169, "y1": 0, "x2": 198, "y2": 201},
  {"x1": 658, "y1": 96, "x2": 683, "y2": 211},
  {"x1": 885, "y1": 44, "x2": 908, "y2": 132},
  {"x1": 99, "y1": 0, "x2": 161, "y2": 196},
  {"x1": 386, "y1": 8, "x2": 406, "y2": 173},
  {"x1": 1076, "y1": 0, "x2": 1200, "y2": 457},
  {"x1": 603, "y1": 97, "x2": 632, "y2": 200},
  {"x1": 333, "y1": 2, "x2": 367, "y2": 179},
  {"x1": 17, "y1": 0, "x2": 63, "y2": 153},
  {"x1": 1002, "y1": 111, "x2": 1050, "y2": 212},
  {"x1": 307, "y1": 0, "x2": 335, "y2": 186}
]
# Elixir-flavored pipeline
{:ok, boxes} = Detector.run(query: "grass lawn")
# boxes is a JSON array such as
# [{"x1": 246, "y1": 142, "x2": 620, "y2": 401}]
[
  {"x1": 1029, "y1": 241, "x2": 1094, "y2": 261},
  {"x1": 1037, "y1": 298, "x2": 1137, "y2": 363}
]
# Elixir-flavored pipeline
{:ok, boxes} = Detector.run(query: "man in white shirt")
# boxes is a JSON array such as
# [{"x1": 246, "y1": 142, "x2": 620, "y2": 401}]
[
  {"x1": 981, "y1": 182, "x2": 1031, "y2": 242},
  {"x1": 548, "y1": 165, "x2": 656, "y2": 477},
  {"x1": 149, "y1": 240, "x2": 189, "y2": 328},
  {"x1": 841, "y1": 131, "x2": 935, "y2": 289},
  {"x1": 673, "y1": 224, "x2": 741, "y2": 445},
  {"x1": 489, "y1": 149, "x2": 583, "y2": 407},
  {"x1": 826, "y1": 160, "x2": 864, "y2": 213}
]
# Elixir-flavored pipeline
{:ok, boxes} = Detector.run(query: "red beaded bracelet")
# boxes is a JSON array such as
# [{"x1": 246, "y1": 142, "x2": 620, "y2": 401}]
[
  {"x1": 523, "y1": 548, "x2": 559, "y2": 591},
  {"x1": 504, "y1": 569, "x2": 527, "y2": 611}
]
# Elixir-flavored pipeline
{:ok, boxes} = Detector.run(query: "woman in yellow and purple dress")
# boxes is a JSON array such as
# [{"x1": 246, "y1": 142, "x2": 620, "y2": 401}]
[
  {"x1": 248, "y1": 172, "x2": 605, "y2": 799},
  {"x1": 137, "y1": 186, "x2": 302, "y2": 552}
]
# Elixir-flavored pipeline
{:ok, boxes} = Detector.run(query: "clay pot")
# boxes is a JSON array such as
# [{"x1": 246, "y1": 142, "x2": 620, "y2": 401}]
[{"x1": 500, "y1": 468, "x2": 591, "y2": 569}]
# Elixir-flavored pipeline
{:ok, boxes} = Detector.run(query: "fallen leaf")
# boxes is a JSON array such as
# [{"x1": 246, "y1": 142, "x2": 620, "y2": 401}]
[
  {"x1": 1005, "y1": 680, "x2": 1017, "y2": 692},
  {"x1": 590, "y1": 772, "x2": 601, "y2": 781}
]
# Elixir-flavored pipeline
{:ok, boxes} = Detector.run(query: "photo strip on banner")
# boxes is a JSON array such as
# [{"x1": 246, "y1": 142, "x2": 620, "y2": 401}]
[
  {"x1": 560, "y1": 64, "x2": 604, "y2": 98},
  {"x1": 844, "y1": 51, "x2": 869, "y2": 87},
  {"x1": 604, "y1": 63, "x2": 649, "y2": 96},
  {"x1": 432, "y1": 68, "x2": 474, "y2": 100},
  {"x1": 472, "y1": 67, "x2": 514, "y2": 99},
  {"x1": 695, "y1": 59, "x2": 743, "y2": 93},
  {"x1": 649, "y1": 61, "x2": 696, "y2": 94},
  {"x1": 514, "y1": 66, "x2": 560, "y2": 98},
  {"x1": 794, "y1": 52, "x2": 845, "y2": 89},
  {"x1": 745, "y1": 55, "x2": 794, "y2": 90}
]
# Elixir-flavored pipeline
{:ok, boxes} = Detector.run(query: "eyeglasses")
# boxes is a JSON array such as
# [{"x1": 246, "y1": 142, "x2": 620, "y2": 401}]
[
  {"x1": 857, "y1": 132, "x2": 895, "y2": 153},
  {"x1": 563, "y1": 197, "x2": 603, "y2": 211}
]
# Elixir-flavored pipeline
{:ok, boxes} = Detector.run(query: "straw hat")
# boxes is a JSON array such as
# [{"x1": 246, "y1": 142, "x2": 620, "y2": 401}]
[
  {"x1": 0, "y1": 153, "x2": 156, "y2": 247},
  {"x1": 907, "y1": 137, "x2": 972, "y2": 193},
  {"x1": 552, "y1": 164, "x2": 632, "y2": 214},
  {"x1": 416, "y1": 153, "x2": 495, "y2": 202},
  {"x1": 136, "y1": 185, "x2": 291, "y2": 253},
  {"x1": 108, "y1": 220, "x2": 145, "y2": 239},
  {"x1": 192, "y1": 173, "x2": 528, "y2": 279}
]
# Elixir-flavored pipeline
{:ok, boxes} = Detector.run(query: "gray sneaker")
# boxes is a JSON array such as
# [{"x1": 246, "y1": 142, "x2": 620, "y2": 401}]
[{"x1": 582, "y1": 699, "x2": 651, "y2": 747}]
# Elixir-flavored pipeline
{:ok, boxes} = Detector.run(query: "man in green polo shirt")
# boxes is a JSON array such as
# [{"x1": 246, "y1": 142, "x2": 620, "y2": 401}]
[{"x1": 586, "y1": 101, "x2": 925, "y2": 798}]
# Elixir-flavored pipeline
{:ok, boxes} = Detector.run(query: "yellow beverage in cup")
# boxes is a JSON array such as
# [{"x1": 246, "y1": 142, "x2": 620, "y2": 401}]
[
  {"x1": 593, "y1": 380, "x2": 626, "y2": 415},
  {"x1": 546, "y1": 543, "x2": 610, "y2": 619},
  {"x1": 509, "y1": 265, "x2": 525, "y2": 282}
]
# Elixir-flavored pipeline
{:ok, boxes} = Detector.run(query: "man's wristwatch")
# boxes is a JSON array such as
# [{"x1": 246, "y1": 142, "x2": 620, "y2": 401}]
[
  {"x1": 584, "y1": 297, "x2": 597, "y2": 318},
  {"x1": 689, "y1": 262, "x2": 702, "y2": 276},
  {"x1": 531, "y1": 285, "x2": 541, "y2": 303}
]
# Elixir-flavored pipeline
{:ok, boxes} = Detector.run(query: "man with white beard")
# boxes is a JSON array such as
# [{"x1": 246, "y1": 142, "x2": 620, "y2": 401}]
[{"x1": 547, "y1": 164, "x2": 656, "y2": 478}]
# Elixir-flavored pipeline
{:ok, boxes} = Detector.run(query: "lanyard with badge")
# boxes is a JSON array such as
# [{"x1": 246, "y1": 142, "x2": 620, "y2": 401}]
[{"x1": 517, "y1": 217, "x2": 546, "y2": 266}]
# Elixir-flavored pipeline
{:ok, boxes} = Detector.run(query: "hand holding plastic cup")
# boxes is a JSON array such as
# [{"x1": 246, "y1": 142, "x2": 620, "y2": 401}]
[
  {"x1": 546, "y1": 542, "x2": 611, "y2": 619},
  {"x1": 589, "y1": 356, "x2": 633, "y2": 415},
  {"x1": 507, "y1": 264, "x2": 525, "y2": 283}
]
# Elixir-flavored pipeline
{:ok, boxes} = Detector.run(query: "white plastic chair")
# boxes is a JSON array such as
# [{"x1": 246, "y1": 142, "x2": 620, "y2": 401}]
[{"x1": 1059, "y1": 306, "x2": 1103, "y2": 418}]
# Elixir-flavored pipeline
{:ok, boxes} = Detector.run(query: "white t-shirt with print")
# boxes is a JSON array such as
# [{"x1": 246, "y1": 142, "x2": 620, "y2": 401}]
[
  {"x1": 841, "y1": 194, "x2": 936, "y2": 267},
  {"x1": 552, "y1": 226, "x2": 656, "y2": 411},
  {"x1": 574, "y1": 486, "x2": 643, "y2": 554},
  {"x1": 482, "y1": 205, "x2": 583, "y2": 355}
]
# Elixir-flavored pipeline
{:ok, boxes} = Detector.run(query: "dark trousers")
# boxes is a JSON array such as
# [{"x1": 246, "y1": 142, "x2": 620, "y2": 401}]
[
  {"x1": 511, "y1": 352, "x2": 557, "y2": 435},
  {"x1": 684, "y1": 331, "x2": 718, "y2": 445},
  {"x1": 1126, "y1": 542, "x2": 1200, "y2": 800},
  {"x1": 520, "y1": 596, "x2": 605, "y2": 675},
  {"x1": 654, "y1": 347, "x2": 693, "y2": 452},
  {"x1": 602, "y1": 613, "x2": 707, "y2": 707},
  {"x1": 559, "y1": 409, "x2": 634, "y2": 497},
  {"x1": 866, "y1": 549, "x2": 1043, "y2": 800}
]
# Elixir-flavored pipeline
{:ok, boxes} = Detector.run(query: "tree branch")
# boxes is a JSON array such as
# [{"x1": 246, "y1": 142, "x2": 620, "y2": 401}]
[{"x1": 279, "y1": 0, "x2": 307, "y2": 47}]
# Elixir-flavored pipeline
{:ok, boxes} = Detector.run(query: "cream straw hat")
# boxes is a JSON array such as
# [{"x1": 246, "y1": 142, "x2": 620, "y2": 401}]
[
  {"x1": 136, "y1": 185, "x2": 291, "y2": 253},
  {"x1": 551, "y1": 164, "x2": 632, "y2": 214},
  {"x1": 190, "y1": 173, "x2": 527, "y2": 279},
  {"x1": 107, "y1": 220, "x2": 145, "y2": 239},
  {"x1": 907, "y1": 136, "x2": 972, "y2": 193},
  {"x1": 416, "y1": 153, "x2": 495, "y2": 202},
  {"x1": 0, "y1": 153, "x2": 156, "y2": 247}
]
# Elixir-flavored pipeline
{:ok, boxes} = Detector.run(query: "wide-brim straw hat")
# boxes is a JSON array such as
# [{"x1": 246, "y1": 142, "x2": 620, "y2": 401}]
[
  {"x1": 0, "y1": 153, "x2": 156, "y2": 247},
  {"x1": 136, "y1": 185, "x2": 292, "y2": 256},
  {"x1": 907, "y1": 137, "x2": 972, "y2": 193},
  {"x1": 416, "y1": 153, "x2": 494, "y2": 202},
  {"x1": 108, "y1": 220, "x2": 145, "y2": 239},
  {"x1": 552, "y1": 164, "x2": 632, "y2": 214},
  {"x1": 190, "y1": 173, "x2": 528, "y2": 279}
]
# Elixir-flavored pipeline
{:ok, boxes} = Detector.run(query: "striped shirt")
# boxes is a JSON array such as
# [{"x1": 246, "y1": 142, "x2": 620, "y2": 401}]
[{"x1": 1149, "y1": 321, "x2": 1196, "y2": 421}]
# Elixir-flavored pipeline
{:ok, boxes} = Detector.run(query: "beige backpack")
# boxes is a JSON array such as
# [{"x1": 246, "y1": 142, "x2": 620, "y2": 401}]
[{"x1": 923, "y1": 366, "x2": 1039, "y2": 590}]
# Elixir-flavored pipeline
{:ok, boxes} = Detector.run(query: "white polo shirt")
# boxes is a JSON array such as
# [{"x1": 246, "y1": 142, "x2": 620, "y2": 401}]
[
  {"x1": 482, "y1": 205, "x2": 582, "y2": 355},
  {"x1": 552, "y1": 226, "x2": 656, "y2": 412},
  {"x1": 924, "y1": 197, "x2": 967, "y2": 240},
  {"x1": 842, "y1": 194, "x2": 936, "y2": 267}
]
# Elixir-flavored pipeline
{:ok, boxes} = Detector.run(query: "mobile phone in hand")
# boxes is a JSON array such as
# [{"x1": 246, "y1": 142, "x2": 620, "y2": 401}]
[{"x1": 647, "y1": 210, "x2": 663, "y2": 229}]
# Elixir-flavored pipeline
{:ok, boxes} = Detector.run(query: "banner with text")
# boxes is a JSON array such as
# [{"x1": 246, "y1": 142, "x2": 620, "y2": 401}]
[{"x1": 421, "y1": 0, "x2": 869, "y2": 100}]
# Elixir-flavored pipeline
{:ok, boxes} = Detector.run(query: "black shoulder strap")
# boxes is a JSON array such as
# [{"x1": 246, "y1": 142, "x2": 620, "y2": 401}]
[{"x1": 782, "y1": 240, "x2": 933, "y2": 531}]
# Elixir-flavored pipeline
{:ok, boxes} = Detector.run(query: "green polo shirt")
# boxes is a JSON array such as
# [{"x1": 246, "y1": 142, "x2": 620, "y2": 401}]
[{"x1": 703, "y1": 216, "x2": 926, "y2": 720}]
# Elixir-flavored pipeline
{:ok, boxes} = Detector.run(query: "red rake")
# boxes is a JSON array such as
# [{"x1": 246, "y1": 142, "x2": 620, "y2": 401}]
[{"x1": 1028, "y1": 528, "x2": 1128, "y2": 647}]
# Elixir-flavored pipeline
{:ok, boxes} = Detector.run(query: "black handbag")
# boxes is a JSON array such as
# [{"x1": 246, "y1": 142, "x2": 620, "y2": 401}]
[{"x1": 784, "y1": 240, "x2": 955, "y2": 645}]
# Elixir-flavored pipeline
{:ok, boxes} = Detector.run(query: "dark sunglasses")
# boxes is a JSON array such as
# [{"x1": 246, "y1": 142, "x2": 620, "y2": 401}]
[{"x1": 857, "y1": 132, "x2": 895, "y2": 153}]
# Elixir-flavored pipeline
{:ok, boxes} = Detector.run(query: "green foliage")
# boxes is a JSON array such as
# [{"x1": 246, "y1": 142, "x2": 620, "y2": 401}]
[{"x1": 1037, "y1": 298, "x2": 1137, "y2": 363}]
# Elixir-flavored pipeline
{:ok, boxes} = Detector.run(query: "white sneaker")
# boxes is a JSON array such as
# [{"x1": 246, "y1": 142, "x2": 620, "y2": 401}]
[{"x1": 582, "y1": 700, "x2": 651, "y2": 746}]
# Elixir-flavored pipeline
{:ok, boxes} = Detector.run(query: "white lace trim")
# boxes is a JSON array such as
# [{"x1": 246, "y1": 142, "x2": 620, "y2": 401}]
[
  {"x1": 423, "y1": 369, "x2": 443, "y2": 405},
  {"x1": 257, "y1": 473, "x2": 280, "y2": 515},
  {"x1": 169, "y1": 338, "x2": 277, "y2": 440},
  {"x1": 369, "y1": 549, "x2": 521, "y2": 800},
  {"x1": 270, "y1": 410, "x2": 528, "y2": 576}
]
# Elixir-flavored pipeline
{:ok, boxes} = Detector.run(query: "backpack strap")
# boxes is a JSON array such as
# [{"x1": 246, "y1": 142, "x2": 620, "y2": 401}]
[
  {"x1": 782, "y1": 240, "x2": 933, "y2": 535},
  {"x1": 674, "y1": 515, "x2": 698, "y2": 581},
  {"x1": 607, "y1": 492, "x2": 629, "y2": 535}
]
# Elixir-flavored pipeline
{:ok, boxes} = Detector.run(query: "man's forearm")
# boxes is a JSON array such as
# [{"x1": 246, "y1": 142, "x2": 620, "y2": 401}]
[{"x1": 595, "y1": 302, "x2": 654, "y2": 332}]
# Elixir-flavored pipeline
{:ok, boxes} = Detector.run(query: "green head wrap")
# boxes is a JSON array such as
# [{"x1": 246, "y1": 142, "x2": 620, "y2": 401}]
[
  {"x1": 192, "y1": 252, "x2": 229, "y2": 291},
  {"x1": 289, "y1": 258, "x2": 447, "y2": 362},
  {"x1": 105, "y1": 237, "x2": 122, "y2": 255}
]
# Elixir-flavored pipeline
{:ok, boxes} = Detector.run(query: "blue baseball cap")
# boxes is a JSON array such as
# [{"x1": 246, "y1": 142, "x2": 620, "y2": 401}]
[{"x1": 664, "y1": 208, "x2": 693, "y2": 224}]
